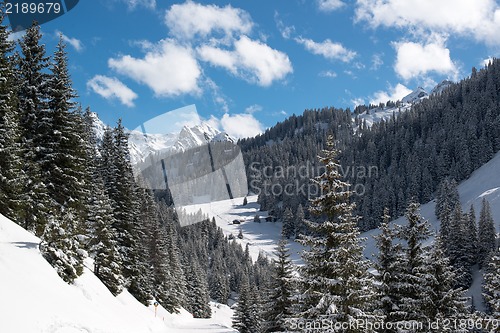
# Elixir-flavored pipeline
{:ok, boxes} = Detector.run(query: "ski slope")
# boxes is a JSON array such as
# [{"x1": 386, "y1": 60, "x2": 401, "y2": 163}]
[{"x1": 0, "y1": 214, "x2": 236, "y2": 333}]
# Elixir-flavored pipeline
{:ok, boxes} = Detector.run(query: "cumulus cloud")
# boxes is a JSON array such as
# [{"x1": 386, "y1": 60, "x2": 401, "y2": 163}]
[
  {"x1": 393, "y1": 40, "x2": 459, "y2": 80},
  {"x1": 317, "y1": 0, "x2": 345, "y2": 12},
  {"x1": 56, "y1": 31, "x2": 83, "y2": 52},
  {"x1": 296, "y1": 37, "x2": 356, "y2": 62},
  {"x1": 108, "y1": 39, "x2": 202, "y2": 97},
  {"x1": 87, "y1": 75, "x2": 138, "y2": 107},
  {"x1": 198, "y1": 36, "x2": 293, "y2": 86},
  {"x1": 369, "y1": 83, "x2": 412, "y2": 105},
  {"x1": 220, "y1": 113, "x2": 264, "y2": 138},
  {"x1": 165, "y1": 1, "x2": 252, "y2": 40},
  {"x1": 355, "y1": 0, "x2": 500, "y2": 46}
]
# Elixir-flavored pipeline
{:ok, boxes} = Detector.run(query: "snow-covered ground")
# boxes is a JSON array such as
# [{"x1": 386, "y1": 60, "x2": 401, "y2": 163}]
[
  {"x1": 0, "y1": 214, "x2": 236, "y2": 333},
  {"x1": 183, "y1": 196, "x2": 304, "y2": 264}
]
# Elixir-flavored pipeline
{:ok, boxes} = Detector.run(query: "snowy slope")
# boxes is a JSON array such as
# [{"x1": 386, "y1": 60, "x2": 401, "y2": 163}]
[
  {"x1": 0, "y1": 214, "x2": 236, "y2": 333},
  {"x1": 183, "y1": 196, "x2": 304, "y2": 264},
  {"x1": 362, "y1": 150, "x2": 500, "y2": 259},
  {"x1": 361, "y1": 150, "x2": 500, "y2": 311}
]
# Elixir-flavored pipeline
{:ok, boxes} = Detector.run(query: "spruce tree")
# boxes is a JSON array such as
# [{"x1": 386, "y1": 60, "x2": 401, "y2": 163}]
[
  {"x1": 44, "y1": 35, "x2": 87, "y2": 216},
  {"x1": 296, "y1": 135, "x2": 376, "y2": 329},
  {"x1": 263, "y1": 239, "x2": 295, "y2": 333},
  {"x1": 281, "y1": 207, "x2": 295, "y2": 239},
  {"x1": 374, "y1": 207, "x2": 404, "y2": 327},
  {"x1": 185, "y1": 257, "x2": 212, "y2": 318},
  {"x1": 435, "y1": 178, "x2": 460, "y2": 220},
  {"x1": 448, "y1": 206, "x2": 472, "y2": 288},
  {"x1": 17, "y1": 21, "x2": 52, "y2": 236},
  {"x1": 0, "y1": 11, "x2": 22, "y2": 221},
  {"x1": 233, "y1": 277, "x2": 261, "y2": 333},
  {"x1": 87, "y1": 180, "x2": 124, "y2": 295},
  {"x1": 294, "y1": 204, "x2": 306, "y2": 239},
  {"x1": 424, "y1": 236, "x2": 468, "y2": 324},
  {"x1": 395, "y1": 201, "x2": 433, "y2": 326},
  {"x1": 478, "y1": 199, "x2": 496, "y2": 267},
  {"x1": 483, "y1": 250, "x2": 500, "y2": 319},
  {"x1": 209, "y1": 250, "x2": 230, "y2": 304},
  {"x1": 40, "y1": 208, "x2": 86, "y2": 283}
]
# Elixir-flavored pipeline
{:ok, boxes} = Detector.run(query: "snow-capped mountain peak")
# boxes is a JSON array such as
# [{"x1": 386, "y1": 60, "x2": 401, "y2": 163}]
[
  {"x1": 88, "y1": 113, "x2": 236, "y2": 165},
  {"x1": 401, "y1": 86, "x2": 428, "y2": 104}
]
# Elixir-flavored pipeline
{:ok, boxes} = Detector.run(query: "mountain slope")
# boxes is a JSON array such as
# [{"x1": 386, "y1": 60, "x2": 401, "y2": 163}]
[{"x1": 0, "y1": 214, "x2": 236, "y2": 333}]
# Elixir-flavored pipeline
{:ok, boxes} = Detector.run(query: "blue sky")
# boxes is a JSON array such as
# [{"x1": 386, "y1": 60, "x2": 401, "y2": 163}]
[{"x1": 6, "y1": 0, "x2": 500, "y2": 138}]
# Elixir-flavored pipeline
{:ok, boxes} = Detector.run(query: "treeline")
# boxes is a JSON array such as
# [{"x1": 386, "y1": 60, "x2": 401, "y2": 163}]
[
  {"x1": 235, "y1": 138, "x2": 500, "y2": 333},
  {"x1": 0, "y1": 17, "x2": 269, "y2": 315},
  {"x1": 240, "y1": 59, "x2": 500, "y2": 231}
]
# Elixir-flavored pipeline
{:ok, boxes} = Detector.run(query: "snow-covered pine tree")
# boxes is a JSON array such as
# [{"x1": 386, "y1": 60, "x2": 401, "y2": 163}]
[
  {"x1": 464, "y1": 205, "x2": 478, "y2": 267},
  {"x1": 435, "y1": 178, "x2": 460, "y2": 220},
  {"x1": 126, "y1": 187, "x2": 155, "y2": 306},
  {"x1": 0, "y1": 11, "x2": 22, "y2": 221},
  {"x1": 232, "y1": 277, "x2": 261, "y2": 333},
  {"x1": 40, "y1": 208, "x2": 86, "y2": 283},
  {"x1": 396, "y1": 201, "x2": 433, "y2": 327},
  {"x1": 483, "y1": 250, "x2": 500, "y2": 319},
  {"x1": 478, "y1": 198, "x2": 496, "y2": 267},
  {"x1": 44, "y1": 35, "x2": 87, "y2": 218},
  {"x1": 160, "y1": 205, "x2": 187, "y2": 312},
  {"x1": 263, "y1": 239, "x2": 295, "y2": 333},
  {"x1": 448, "y1": 205, "x2": 473, "y2": 288},
  {"x1": 17, "y1": 21, "x2": 52, "y2": 236},
  {"x1": 438, "y1": 202, "x2": 453, "y2": 247},
  {"x1": 208, "y1": 250, "x2": 230, "y2": 304},
  {"x1": 87, "y1": 179, "x2": 124, "y2": 296},
  {"x1": 296, "y1": 135, "x2": 377, "y2": 329},
  {"x1": 374, "y1": 207, "x2": 404, "y2": 326},
  {"x1": 81, "y1": 107, "x2": 124, "y2": 295},
  {"x1": 424, "y1": 236, "x2": 468, "y2": 324},
  {"x1": 185, "y1": 256, "x2": 211, "y2": 318},
  {"x1": 281, "y1": 207, "x2": 295, "y2": 239},
  {"x1": 294, "y1": 204, "x2": 306, "y2": 238}
]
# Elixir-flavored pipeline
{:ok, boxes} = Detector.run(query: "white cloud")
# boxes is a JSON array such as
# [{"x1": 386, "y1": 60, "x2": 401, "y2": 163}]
[
  {"x1": 355, "y1": 0, "x2": 500, "y2": 46},
  {"x1": 7, "y1": 30, "x2": 25, "y2": 41},
  {"x1": 198, "y1": 36, "x2": 293, "y2": 86},
  {"x1": 481, "y1": 57, "x2": 494, "y2": 67},
  {"x1": 274, "y1": 13, "x2": 295, "y2": 40},
  {"x1": 220, "y1": 113, "x2": 264, "y2": 138},
  {"x1": 120, "y1": 0, "x2": 156, "y2": 10},
  {"x1": 393, "y1": 40, "x2": 459, "y2": 80},
  {"x1": 317, "y1": 0, "x2": 345, "y2": 12},
  {"x1": 56, "y1": 31, "x2": 83, "y2": 52},
  {"x1": 371, "y1": 53, "x2": 383, "y2": 70},
  {"x1": 108, "y1": 39, "x2": 202, "y2": 97},
  {"x1": 369, "y1": 83, "x2": 412, "y2": 105},
  {"x1": 245, "y1": 104, "x2": 263, "y2": 114},
  {"x1": 165, "y1": 1, "x2": 253, "y2": 40},
  {"x1": 319, "y1": 70, "x2": 337, "y2": 78},
  {"x1": 296, "y1": 37, "x2": 356, "y2": 62},
  {"x1": 87, "y1": 75, "x2": 138, "y2": 107},
  {"x1": 351, "y1": 97, "x2": 366, "y2": 108}
]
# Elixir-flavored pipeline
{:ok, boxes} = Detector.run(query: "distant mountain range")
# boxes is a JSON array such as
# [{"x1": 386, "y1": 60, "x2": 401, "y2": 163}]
[{"x1": 89, "y1": 114, "x2": 235, "y2": 165}]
